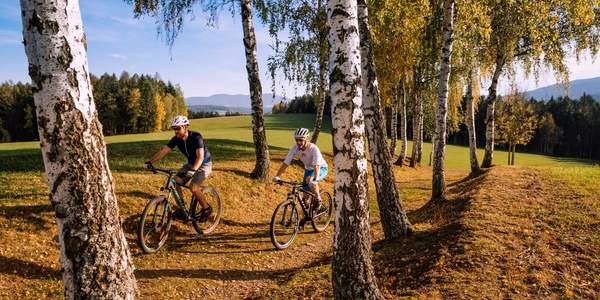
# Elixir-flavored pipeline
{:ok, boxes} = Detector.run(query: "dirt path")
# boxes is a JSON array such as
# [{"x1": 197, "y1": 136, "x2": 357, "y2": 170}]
[{"x1": 2, "y1": 164, "x2": 597, "y2": 299}]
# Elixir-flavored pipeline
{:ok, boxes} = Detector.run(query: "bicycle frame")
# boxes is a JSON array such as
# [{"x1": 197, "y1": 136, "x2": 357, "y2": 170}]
[
  {"x1": 281, "y1": 180, "x2": 318, "y2": 221},
  {"x1": 150, "y1": 166, "x2": 193, "y2": 215}
]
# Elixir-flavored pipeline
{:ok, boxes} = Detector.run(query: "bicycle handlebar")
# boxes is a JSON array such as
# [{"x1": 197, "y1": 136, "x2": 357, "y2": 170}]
[
  {"x1": 145, "y1": 164, "x2": 173, "y2": 176},
  {"x1": 274, "y1": 179, "x2": 301, "y2": 186}
]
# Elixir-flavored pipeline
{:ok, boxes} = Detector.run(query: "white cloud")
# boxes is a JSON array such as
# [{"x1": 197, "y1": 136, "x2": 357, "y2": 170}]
[{"x1": 110, "y1": 53, "x2": 128, "y2": 60}]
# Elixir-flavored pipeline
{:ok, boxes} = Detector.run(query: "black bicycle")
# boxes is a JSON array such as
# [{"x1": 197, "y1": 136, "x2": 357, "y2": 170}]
[
  {"x1": 137, "y1": 164, "x2": 222, "y2": 254},
  {"x1": 269, "y1": 179, "x2": 334, "y2": 250}
]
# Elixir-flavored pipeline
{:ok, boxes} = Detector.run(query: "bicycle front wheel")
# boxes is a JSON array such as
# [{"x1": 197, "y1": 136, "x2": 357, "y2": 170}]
[
  {"x1": 191, "y1": 186, "x2": 222, "y2": 235},
  {"x1": 269, "y1": 199, "x2": 299, "y2": 250},
  {"x1": 137, "y1": 196, "x2": 172, "y2": 254},
  {"x1": 311, "y1": 190, "x2": 333, "y2": 232}
]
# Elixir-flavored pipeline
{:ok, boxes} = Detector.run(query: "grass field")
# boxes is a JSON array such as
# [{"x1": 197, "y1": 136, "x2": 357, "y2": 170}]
[{"x1": 1, "y1": 114, "x2": 598, "y2": 298}]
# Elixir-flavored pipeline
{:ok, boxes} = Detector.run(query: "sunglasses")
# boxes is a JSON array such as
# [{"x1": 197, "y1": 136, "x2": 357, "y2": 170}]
[
  {"x1": 295, "y1": 138, "x2": 305, "y2": 142},
  {"x1": 172, "y1": 126, "x2": 182, "y2": 131}
]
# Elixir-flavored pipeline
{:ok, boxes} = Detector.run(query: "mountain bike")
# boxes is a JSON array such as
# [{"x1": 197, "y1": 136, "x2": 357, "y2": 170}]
[
  {"x1": 137, "y1": 164, "x2": 222, "y2": 254},
  {"x1": 269, "y1": 179, "x2": 334, "y2": 250}
]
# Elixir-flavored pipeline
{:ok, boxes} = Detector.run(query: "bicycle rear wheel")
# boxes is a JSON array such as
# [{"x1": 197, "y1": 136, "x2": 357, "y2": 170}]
[
  {"x1": 269, "y1": 199, "x2": 299, "y2": 250},
  {"x1": 191, "y1": 186, "x2": 222, "y2": 235},
  {"x1": 137, "y1": 196, "x2": 172, "y2": 254},
  {"x1": 311, "y1": 190, "x2": 333, "y2": 232}
]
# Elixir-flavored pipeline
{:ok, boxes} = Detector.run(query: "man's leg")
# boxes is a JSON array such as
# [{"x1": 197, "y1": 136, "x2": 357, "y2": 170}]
[
  {"x1": 191, "y1": 184, "x2": 208, "y2": 209},
  {"x1": 190, "y1": 163, "x2": 213, "y2": 222}
]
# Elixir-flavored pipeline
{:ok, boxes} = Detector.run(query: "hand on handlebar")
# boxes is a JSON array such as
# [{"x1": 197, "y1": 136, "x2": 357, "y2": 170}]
[
  {"x1": 272, "y1": 176, "x2": 281, "y2": 183},
  {"x1": 144, "y1": 161, "x2": 154, "y2": 170}
]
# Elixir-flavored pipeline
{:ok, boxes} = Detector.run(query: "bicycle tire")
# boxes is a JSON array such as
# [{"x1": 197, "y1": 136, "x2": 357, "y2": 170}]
[
  {"x1": 269, "y1": 199, "x2": 299, "y2": 250},
  {"x1": 311, "y1": 190, "x2": 333, "y2": 232},
  {"x1": 137, "y1": 196, "x2": 172, "y2": 254},
  {"x1": 191, "y1": 186, "x2": 222, "y2": 235}
]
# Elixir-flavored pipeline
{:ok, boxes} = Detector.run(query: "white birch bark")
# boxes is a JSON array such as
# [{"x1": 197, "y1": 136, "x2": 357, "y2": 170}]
[
  {"x1": 481, "y1": 53, "x2": 505, "y2": 168},
  {"x1": 358, "y1": 0, "x2": 412, "y2": 239},
  {"x1": 410, "y1": 87, "x2": 423, "y2": 167},
  {"x1": 432, "y1": 0, "x2": 454, "y2": 200},
  {"x1": 395, "y1": 80, "x2": 408, "y2": 166},
  {"x1": 328, "y1": 0, "x2": 383, "y2": 297},
  {"x1": 241, "y1": 0, "x2": 271, "y2": 181},
  {"x1": 466, "y1": 69, "x2": 480, "y2": 173},
  {"x1": 20, "y1": 0, "x2": 136, "y2": 298},
  {"x1": 389, "y1": 88, "x2": 398, "y2": 155}
]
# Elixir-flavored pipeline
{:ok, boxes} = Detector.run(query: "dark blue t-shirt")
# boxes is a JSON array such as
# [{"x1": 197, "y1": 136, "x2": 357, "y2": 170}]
[{"x1": 167, "y1": 131, "x2": 211, "y2": 165}]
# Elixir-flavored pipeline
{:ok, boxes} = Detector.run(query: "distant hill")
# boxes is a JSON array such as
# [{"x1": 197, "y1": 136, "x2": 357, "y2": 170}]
[
  {"x1": 185, "y1": 93, "x2": 285, "y2": 113},
  {"x1": 188, "y1": 104, "x2": 252, "y2": 114},
  {"x1": 525, "y1": 76, "x2": 600, "y2": 101}
]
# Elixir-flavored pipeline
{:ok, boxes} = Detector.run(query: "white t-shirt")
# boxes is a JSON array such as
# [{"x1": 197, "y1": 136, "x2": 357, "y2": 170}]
[{"x1": 283, "y1": 143, "x2": 327, "y2": 170}]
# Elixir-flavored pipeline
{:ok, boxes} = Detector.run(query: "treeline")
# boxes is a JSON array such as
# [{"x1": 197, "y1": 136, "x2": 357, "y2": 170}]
[
  {"x1": 274, "y1": 91, "x2": 600, "y2": 162},
  {"x1": 448, "y1": 94, "x2": 600, "y2": 162},
  {"x1": 188, "y1": 111, "x2": 243, "y2": 119},
  {"x1": 0, "y1": 72, "x2": 187, "y2": 142},
  {"x1": 272, "y1": 94, "x2": 331, "y2": 116}
]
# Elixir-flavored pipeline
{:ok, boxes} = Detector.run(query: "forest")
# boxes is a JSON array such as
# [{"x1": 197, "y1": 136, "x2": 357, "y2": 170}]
[{"x1": 0, "y1": 72, "x2": 187, "y2": 142}]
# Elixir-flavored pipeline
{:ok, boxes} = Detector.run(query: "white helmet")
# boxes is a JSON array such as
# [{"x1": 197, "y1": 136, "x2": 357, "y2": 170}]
[
  {"x1": 294, "y1": 128, "x2": 310, "y2": 139},
  {"x1": 170, "y1": 115, "x2": 189, "y2": 128}
]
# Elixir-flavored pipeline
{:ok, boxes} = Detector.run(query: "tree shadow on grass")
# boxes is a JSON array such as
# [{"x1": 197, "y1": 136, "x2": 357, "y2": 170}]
[
  {"x1": 0, "y1": 138, "x2": 288, "y2": 173},
  {"x1": 135, "y1": 255, "x2": 331, "y2": 282},
  {"x1": 0, "y1": 203, "x2": 53, "y2": 230},
  {"x1": 220, "y1": 218, "x2": 270, "y2": 228},
  {"x1": 0, "y1": 255, "x2": 60, "y2": 280},
  {"x1": 373, "y1": 172, "x2": 487, "y2": 296}
]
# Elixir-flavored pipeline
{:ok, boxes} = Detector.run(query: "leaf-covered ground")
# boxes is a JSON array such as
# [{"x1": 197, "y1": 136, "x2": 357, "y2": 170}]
[{"x1": 1, "y1": 144, "x2": 598, "y2": 299}]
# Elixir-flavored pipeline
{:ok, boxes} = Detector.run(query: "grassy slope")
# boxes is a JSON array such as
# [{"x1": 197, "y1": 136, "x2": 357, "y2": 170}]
[{"x1": 0, "y1": 114, "x2": 598, "y2": 299}]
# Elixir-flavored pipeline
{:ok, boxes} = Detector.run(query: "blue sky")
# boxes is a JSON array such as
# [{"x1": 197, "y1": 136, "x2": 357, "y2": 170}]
[
  {"x1": 1, "y1": 0, "x2": 599, "y2": 99},
  {"x1": 0, "y1": 0, "x2": 294, "y2": 102}
]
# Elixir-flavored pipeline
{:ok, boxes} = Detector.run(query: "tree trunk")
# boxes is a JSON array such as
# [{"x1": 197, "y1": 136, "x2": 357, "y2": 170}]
[
  {"x1": 507, "y1": 143, "x2": 512, "y2": 165},
  {"x1": 389, "y1": 90, "x2": 398, "y2": 156},
  {"x1": 328, "y1": 0, "x2": 384, "y2": 297},
  {"x1": 395, "y1": 80, "x2": 408, "y2": 166},
  {"x1": 432, "y1": 0, "x2": 454, "y2": 200},
  {"x1": 241, "y1": 0, "x2": 270, "y2": 181},
  {"x1": 511, "y1": 144, "x2": 516, "y2": 165},
  {"x1": 311, "y1": 10, "x2": 328, "y2": 144},
  {"x1": 466, "y1": 69, "x2": 480, "y2": 173},
  {"x1": 311, "y1": 50, "x2": 327, "y2": 144},
  {"x1": 481, "y1": 53, "x2": 505, "y2": 168},
  {"x1": 20, "y1": 1, "x2": 137, "y2": 298},
  {"x1": 416, "y1": 102, "x2": 424, "y2": 163},
  {"x1": 410, "y1": 87, "x2": 422, "y2": 167},
  {"x1": 358, "y1": 0, "x2": 412, "y2": 239}
]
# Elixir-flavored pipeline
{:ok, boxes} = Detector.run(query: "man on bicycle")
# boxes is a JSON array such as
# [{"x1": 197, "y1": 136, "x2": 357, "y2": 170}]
[
  {"x1": 145, "y1": 115, "x2": 213, "y2": 222},
  {"x1": 273, "y1": 128, "x2": 328, "y2": 214}
]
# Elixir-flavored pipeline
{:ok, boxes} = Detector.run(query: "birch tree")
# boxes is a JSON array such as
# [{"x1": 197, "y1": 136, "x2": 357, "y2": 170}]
[
  {"x1": 358, "y1": 0, "x2": 412, "y2": 239},
  {"x1": 20, "y1": 0, "x2": 137, "y2": 298},
  {"x1": 495, "y1": 92, "x2": 538, "y2": 165},
  {"x1": 328, "y1": 0, "x2": 383, "y2": 296},
  {"x1": 128, "y1": 0, "x2": 271, "y2": 181},
  {"x1": 431, "y1": 0, "x2": 454, "y2": 200},
  {"x1": 257, "y1": 0, "x2": 330, "y2": 143},
  {"x1": 481, "y1": 0, "x2": 600, "y2": 168}
]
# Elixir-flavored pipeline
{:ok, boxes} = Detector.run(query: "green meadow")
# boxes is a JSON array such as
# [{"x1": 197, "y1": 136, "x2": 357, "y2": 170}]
[{"x1": 1, "y1": 114, "x2": 596, "y2": 172}]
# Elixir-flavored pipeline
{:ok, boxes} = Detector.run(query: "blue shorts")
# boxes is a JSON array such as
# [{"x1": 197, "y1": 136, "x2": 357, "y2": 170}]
[{"x1": 302, "y1": 165, "x2": 328, "y2": 191}]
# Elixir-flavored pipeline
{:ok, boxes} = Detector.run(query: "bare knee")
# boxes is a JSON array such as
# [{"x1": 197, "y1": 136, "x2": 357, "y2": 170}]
[{"x1": 191, "y1": 184, "x2": 203, "y2": 194}]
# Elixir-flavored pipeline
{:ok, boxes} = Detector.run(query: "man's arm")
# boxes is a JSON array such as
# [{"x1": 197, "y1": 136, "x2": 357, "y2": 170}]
[
  {"x1": 147, "y1": 146, "x2": 171, "y2": 164},
  {"x1": 191, "y1": 148, "x2": 204, "y2": 171}
]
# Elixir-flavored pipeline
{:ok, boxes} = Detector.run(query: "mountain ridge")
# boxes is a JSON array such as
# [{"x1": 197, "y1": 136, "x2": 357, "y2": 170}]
[{"x1": 524, "y1": 76, "x2": 600, "y2": 100}]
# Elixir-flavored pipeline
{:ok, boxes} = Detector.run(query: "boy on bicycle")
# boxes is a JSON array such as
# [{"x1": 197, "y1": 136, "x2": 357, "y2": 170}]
[
  {"x1": 273, "y1": 128, "x2": 328, "y2": 214},
  {"x1": 145, "y1": 115, "x2": 213, "y2": 222}
]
